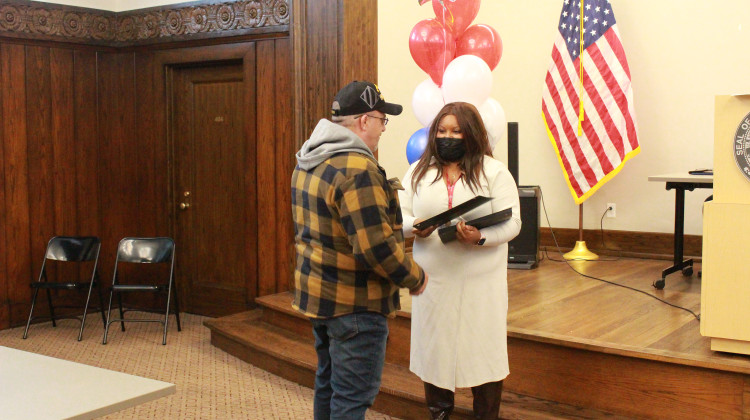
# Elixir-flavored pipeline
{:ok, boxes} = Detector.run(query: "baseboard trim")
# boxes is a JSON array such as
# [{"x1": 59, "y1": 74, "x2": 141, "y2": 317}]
[{"x1": 540, "y1": 227, "x2": 702, "y2": 261}]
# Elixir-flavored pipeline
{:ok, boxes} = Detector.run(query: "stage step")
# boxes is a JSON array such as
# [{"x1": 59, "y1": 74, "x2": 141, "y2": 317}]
[{"x1": 205, "y1": 293, "x2": 626, "y2": 419}]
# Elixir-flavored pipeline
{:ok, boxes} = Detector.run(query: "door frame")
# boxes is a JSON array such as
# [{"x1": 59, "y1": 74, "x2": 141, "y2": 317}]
[
  {"x1": 169, "y1": 62, "x2": 249, "y2": 315},
  {"x1": 161, "y1": 43, "x2": 258, "y2": 311}
]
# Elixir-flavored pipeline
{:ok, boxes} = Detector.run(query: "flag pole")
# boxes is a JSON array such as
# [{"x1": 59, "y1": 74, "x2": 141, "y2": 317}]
[
  {"x1": 563, "y1": 203, "x2": 598, "y2": 260},
  {"x1": 563, "y1": 0, "x2": 596, "y2": 261}
]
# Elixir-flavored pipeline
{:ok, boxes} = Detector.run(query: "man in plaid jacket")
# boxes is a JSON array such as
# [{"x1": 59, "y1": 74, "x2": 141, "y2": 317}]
[{"x1": 291, "y1": 81, "x2": 427, "y2": 419}]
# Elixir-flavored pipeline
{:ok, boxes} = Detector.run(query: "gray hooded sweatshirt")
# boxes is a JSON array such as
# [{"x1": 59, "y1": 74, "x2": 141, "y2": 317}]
[{"x1": 295, "y1": 119, "x2": 374, "y2": 171}]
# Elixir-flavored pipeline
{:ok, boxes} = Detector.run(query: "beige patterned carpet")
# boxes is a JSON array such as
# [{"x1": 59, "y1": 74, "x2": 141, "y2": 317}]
[{"x1": 0, "y1": 312, "x2": 396, "y2": 419}]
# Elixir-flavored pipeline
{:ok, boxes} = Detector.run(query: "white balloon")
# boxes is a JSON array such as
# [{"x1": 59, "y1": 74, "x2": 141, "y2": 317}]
[
  {"x1": 441, "y1": 54, "x2": 493, "y2": 107},
  {"x1": 411, "y1": 78, "x2": 445, "y2": 127},
  {"x1": 478, "y1": 98, "x2": 507, "y2": 149}
]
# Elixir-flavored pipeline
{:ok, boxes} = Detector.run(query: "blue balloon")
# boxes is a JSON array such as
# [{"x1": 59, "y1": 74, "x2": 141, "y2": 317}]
[{"x1": 406, "y1": 127, "x2": 429, "y2": 164}]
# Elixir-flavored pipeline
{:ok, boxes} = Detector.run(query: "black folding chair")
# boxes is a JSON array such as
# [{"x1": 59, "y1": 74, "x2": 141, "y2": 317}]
[
  {"x1": 103, "y1": 237, "x2": 181, "y2": 345},
  {"x1": 23, "y1": 236, "x2": 105, "y2": 341}
]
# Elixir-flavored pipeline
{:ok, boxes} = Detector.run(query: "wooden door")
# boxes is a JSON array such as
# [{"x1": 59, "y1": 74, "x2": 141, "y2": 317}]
[{"x1": 171, "y1": 63, "x2": 254, "y2": 317}]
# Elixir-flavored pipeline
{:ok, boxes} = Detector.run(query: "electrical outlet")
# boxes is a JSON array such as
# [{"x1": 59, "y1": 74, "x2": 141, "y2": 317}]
[{"x1": 607, "y1": 203, "x2": 616, "y2": 218}]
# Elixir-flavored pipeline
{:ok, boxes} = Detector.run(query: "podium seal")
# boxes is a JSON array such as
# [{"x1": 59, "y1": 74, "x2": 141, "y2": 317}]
[{"x1": 734, "y1": 112, "x2": 750, "y2": 182}]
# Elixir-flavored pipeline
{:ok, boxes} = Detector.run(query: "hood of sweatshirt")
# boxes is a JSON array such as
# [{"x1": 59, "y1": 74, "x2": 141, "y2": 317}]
[{"x1": 295, "y1": 119, "x2": 374, "y2": 171}]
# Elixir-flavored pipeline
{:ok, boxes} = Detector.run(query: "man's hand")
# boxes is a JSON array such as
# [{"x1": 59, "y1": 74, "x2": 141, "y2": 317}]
[{"x1": 410, "y1": 273, "x2": 428, "y2": 296}]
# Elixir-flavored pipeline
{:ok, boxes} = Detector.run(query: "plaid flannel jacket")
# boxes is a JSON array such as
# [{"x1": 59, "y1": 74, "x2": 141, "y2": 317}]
[{"x1": 291, "y1": 152, "x2": 425, "y2": 319}]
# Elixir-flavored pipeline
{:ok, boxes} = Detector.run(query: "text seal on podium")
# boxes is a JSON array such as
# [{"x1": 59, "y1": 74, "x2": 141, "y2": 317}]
[{"x1": 733, "y1": 111, "x2": 750, "y2": 181}]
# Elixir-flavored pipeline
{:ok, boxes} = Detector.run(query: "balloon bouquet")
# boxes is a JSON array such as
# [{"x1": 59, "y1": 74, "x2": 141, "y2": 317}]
[{"x1": 406, "y1": 0, "x2": 506, "y2": 164}]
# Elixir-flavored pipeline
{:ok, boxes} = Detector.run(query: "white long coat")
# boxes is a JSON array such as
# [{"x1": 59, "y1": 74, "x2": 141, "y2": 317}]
[{"x1": 399, "y1": 157, "x2": 521, "y2": 391}]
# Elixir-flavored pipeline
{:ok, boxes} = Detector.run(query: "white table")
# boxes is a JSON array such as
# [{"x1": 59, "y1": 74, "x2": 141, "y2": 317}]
[
  {"x1": 0, "y1": 346, "x2": 175, "y2": 420},
  {"x1": 648, "y1": 173, "x2": 713, "y2": 289}
]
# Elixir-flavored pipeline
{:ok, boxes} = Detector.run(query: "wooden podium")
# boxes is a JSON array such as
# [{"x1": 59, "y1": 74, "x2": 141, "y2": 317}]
[{"x1": 700, "y1": 95, "x2": 750, "y2": 355}]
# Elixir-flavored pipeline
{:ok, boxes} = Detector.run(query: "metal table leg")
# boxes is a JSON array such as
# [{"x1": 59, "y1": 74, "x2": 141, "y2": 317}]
[{"x1": 653, "y1": 183, "x2": 694, "y2": 289}]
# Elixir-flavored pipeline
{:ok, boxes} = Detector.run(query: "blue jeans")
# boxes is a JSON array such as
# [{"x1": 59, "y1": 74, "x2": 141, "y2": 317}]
[{"x1": 311, "y1": 312, "x2": 389, "y2": 420}]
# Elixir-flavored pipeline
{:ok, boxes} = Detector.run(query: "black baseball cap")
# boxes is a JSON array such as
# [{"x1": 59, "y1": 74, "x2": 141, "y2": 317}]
[{"x1": 331, "y1": 81, "x2": 403, "y2": 117}]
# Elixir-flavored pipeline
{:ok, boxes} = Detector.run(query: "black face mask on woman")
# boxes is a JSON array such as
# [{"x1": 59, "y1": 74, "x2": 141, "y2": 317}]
[{"x1": 435, "y1": 137, "x2": 466, "y2": 162}]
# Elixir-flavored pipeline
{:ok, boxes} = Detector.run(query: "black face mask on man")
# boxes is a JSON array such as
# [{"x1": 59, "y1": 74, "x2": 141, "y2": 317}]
[{"x1": 435, "y1": 137, "x2": 466, "y2": 162}]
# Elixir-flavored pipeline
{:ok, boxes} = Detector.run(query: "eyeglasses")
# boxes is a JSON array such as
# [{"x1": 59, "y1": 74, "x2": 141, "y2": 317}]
[{"x1": 364, "y1": 114, "x2": 388, "y2": 126}]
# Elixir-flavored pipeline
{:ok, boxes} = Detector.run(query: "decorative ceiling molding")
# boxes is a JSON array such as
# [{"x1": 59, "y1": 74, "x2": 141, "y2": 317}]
[{"x1": 0, "y1": 0, "x2": 289, "y2": 46}]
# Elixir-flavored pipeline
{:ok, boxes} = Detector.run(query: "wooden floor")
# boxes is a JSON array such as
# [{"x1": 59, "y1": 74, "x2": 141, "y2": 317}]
[
  {"x1": 503, "y1": 255, "x2": 750, "y2": 419},
  {"x1": 207, "y1": 256, "x2": 750, "y2": 419},
  {"x1": 396, "y1": 253, "x2": 750, "y2": 371},
  {"x1": 503, "y1": 255, "x2": 747, "y2": 368}
]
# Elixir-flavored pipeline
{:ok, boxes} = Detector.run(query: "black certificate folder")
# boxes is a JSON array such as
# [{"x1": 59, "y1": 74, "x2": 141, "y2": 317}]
[
  {"x1": 413, "y1": 196, "x2": 492, "y2": 231},
  {"x1": 437, "y1": 207, "x2": 513, "y2": 244}
]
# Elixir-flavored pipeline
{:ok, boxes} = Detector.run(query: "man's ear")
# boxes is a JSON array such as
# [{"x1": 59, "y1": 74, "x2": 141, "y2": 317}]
[{"x1": 354, "y1": 115, "x2": 366, "y2": 131}]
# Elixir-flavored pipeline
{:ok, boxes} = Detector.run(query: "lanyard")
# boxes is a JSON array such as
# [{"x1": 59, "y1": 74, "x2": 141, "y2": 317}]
[{"x1": 444, "y1": 174, "x2": 461, "y2": 209}]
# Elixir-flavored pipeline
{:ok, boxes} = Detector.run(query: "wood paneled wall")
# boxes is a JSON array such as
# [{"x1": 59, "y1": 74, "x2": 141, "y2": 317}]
[
  {"x1": 98, "y1": 40, "x2": 294, "y2": 310},
  {"x1": 0, "y1": 0, "x2": 379, "y2": 330},
  {"x1": 292, "y1": 0, "x2": 378, "y2": 151},
  {"x1": 0, "y1": 43, "x2": 101, "y2": 328},
  {"x1": 0, "y1": 38, "x2": 293, "y2": 328}
]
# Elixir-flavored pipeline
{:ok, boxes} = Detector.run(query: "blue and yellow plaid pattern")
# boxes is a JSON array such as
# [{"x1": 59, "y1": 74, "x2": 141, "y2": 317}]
[{"x1": 291, "y1": 152, "x2": 425, "y2": 319}]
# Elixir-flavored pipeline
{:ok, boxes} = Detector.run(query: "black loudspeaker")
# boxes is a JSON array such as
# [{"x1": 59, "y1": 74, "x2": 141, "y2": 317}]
[
  {"x1": 508, "y1": 186, "x2": 540, "y2": 269},
  {"x1": 507, "y1": 122, "x2": 519, "y2": 185}
]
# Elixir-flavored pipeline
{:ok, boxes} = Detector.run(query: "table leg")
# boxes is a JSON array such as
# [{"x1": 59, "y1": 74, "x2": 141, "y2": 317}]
[{"x1": 654, "y1": 186, "x2": 694, "y2": 289}]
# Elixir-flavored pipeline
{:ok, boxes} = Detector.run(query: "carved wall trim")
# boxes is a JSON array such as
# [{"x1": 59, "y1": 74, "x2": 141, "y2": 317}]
[{"x1": 0, "y1": 0, "x2": 289, "y2": 46}]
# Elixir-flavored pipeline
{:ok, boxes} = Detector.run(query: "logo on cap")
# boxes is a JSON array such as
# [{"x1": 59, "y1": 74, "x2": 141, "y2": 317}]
[{"x1": 360, "y1": 85, "x2": 380, "y2": 110}]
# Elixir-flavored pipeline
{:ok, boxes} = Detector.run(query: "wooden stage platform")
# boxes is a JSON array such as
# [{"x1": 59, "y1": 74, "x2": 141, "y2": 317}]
[{"x1": 206, "y1": 256, "x2": 750, "y2": 419}]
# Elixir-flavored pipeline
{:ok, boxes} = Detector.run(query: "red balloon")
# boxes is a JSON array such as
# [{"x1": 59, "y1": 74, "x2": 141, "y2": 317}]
[
  {"x1": 409, "y1": 19, "x2": 456, "y2": 86},
  {"x1": 432, "y1": 0, "x2": 481, "y2": 37},
  {"x1": 456, "y1": 24, "x2": 503, "y2": 70}
]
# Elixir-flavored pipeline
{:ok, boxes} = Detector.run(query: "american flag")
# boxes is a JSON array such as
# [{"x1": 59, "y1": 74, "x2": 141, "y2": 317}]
[{"x1": 542, "y1": 0, "x2": 640, "y2": 204}]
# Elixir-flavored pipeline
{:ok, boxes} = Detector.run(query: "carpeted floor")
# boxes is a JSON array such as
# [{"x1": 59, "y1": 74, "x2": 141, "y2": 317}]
[{"x1": 0, "y1": 312, "x2": 397, "y2": 419}]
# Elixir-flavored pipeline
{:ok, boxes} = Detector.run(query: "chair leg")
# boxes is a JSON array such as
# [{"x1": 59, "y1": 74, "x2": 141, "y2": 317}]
[
  {"x1": 78, "y1": 282, "x2": 96, "y2": 342},
  {"x1": 97, "y1": 282, "x2": 106, "y2": 328},
  {"x1": 103, "y1": 288, "x2": 115, "y2": 345},
  {"x1": 45, "y1": 289, "x2": 58, "y2": 327},
  {"x1": 162, "y1": 286, "x2": 172, "y2": 345},
  {"x1": 172, "y1": 281, "x2": 181, "y2": 332},
  {"x1": 23, "y1": 288, "x2": 40, "y2": 339},
  {"x1": 162, "y1": 313, "x2": 169, "y2": 345},
  {"x1": 117, "y1": 292, "x2": 125, "y2": 332},
  {"x1": 161, "y1": 297, "x2": 169, "y2": 345}
]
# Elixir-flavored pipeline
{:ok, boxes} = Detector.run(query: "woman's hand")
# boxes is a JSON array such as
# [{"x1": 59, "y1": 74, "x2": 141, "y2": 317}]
[
  {"x1": 455, "y1": 221, "x2": 482, "y2": 245},
  {"x1": 412, "y1": 219, "x2": 437, "y2": 238}
]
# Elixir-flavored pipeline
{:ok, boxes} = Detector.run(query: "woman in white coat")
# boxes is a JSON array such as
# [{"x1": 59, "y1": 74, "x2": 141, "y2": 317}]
[{"x1": 400, "y1": 102, "x2": 521, "y2": 419}]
